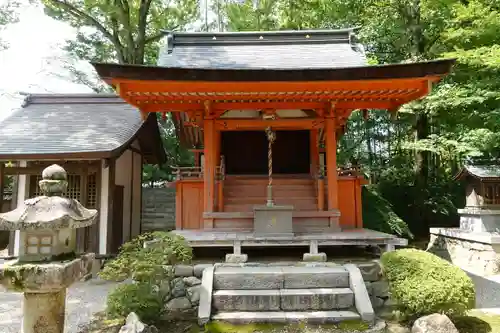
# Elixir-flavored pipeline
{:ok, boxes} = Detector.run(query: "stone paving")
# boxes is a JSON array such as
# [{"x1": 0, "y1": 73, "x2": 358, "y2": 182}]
[{"x1": 0, "y1": 278, "x2": 119, "y2": 333}]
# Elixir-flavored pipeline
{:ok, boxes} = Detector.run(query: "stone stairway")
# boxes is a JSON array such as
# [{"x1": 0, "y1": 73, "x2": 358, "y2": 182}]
[{"x1": 198, "y1": 264, "x2": 375, "y2": 325}]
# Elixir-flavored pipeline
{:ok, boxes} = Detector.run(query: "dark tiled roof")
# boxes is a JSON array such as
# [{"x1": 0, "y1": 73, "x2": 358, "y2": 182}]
[
  {"x1": 0, "y1": 94, "x2": 144, "y2": 159},
  {"x1": 157, "y1": 29, "x2": 367, "y2": 69},
  {"x1": 454, "y1": 165, "x2": 500, "y2": 180}
]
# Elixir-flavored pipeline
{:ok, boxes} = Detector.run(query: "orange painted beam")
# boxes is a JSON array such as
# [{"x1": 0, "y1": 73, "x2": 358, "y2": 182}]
[
  {"x1": 114, "y1": 76, "x2": 438, "y2": 94},
  {"x1": 138, "y1": 100, "x2": 402, "y2": 113},
  {"x1": 215, "y1": 118, "x2": 326, "y2": 131}
]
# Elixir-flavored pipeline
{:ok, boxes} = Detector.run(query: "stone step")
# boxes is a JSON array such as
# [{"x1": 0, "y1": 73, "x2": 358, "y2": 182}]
[
  {"x1": 213, "y1": 288, "x2": 354, "y2": 312},
  {"x1": 213, "y1": 266, "x2": 349, "y2": 290},
  {"x1": 211, "y1": 310, "x2": 360, "y2": 324}
]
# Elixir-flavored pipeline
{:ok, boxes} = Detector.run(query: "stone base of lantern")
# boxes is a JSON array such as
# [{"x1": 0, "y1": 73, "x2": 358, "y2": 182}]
[
  {"x1": 0, "y1": 253, "x2": 94, "y2": 292},
  {"x1": 23, "y1": 289, "x2": 66, "y2": 333},
  {"x1": 427, "y1": 228, "x2": 500, "y2": 276}
]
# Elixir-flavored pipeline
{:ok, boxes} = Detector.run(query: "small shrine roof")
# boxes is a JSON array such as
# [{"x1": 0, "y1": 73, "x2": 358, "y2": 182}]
[
  {"x1": 0, "y1": 94, "x2": 166, "y2": 163},
  {"x1": 454, "y1": 165, "x2": 500, "y2": 180},
  {"x1": 158, "y1": 29, "x2": 367, "y2": 70}
]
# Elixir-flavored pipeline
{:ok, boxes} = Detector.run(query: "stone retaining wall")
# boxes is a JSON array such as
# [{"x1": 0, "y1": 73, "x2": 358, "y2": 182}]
[
  {"x1": 141, "y1": 188, "x2": 176, "y2": 232},
  {"x1": 427, "y1": 233, "x2": 500, "y2": 276},
  {"x1": 161, "y1": 261, "x2": 391, "y2": 318}
]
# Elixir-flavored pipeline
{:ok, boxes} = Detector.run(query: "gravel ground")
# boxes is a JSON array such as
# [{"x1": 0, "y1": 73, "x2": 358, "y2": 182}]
[{"x1": 0, "y1": 278, "x2": 119, "y2": 333}]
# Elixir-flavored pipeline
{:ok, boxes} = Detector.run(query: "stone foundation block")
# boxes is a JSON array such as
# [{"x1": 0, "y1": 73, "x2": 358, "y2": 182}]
[
  {"x1": 303, "y1": 252, "x2": 327, "y2": 262},
  {"x1": 282, "y1": 267, "x2": 349, "y2": 289},
  {"x1": 213, "y1": 290, "x2": 281, "y2": 311},
  {"x1": 280, "y1": 288, "x2": 354, "y2": 311},
  {"x1": 225, "y1": 253, "x2": 248, "y2": 263}
]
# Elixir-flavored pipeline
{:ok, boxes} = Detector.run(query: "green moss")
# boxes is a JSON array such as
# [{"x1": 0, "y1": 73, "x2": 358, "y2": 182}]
[
  {"x1": 204, "y1": 321, "x2": 286, "y2": 333},
  {"x1": 337, "y1": 320, "x2": 370, "y2": 331},
  {"x1": 453, "y1": 311, "x2": 500, "y2": 333},
  {"x1": 49, "y1": 251, "x2": 77, "y2": 262}
]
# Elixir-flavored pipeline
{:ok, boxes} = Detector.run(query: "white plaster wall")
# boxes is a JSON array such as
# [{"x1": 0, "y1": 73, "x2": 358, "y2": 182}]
[
  {"x1": 131, "y1": 151, "x2": 142, "y2": 238},
  {"x1": 99, "y1": 161, "x2": 109, "y2": 255},
  {"x1": 115, "y1": 149, "x2": 133, "y2": 242}
]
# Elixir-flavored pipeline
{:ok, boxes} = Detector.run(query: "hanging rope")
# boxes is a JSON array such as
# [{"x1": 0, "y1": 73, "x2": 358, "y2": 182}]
[{"x1": 265, "y1": 126, "x2": 276, "y2": 206}]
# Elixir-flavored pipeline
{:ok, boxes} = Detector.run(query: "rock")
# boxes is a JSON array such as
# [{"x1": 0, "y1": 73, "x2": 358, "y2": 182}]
[
  {"x1": 165, "y1": 297, "x2": 192, "y2": 311},
  {"x1": 370, "y1": 295, "x2": 385, "y2": 308},
  {"x1": 158, "y1": 280, "x2": 171, "y2": 299},
  {"x1": 387, "y1": 322, "x2": 411, "y2": 333},
  {"x1": 358, "y1": 262, "x2": 382, "y2": 282},
  {"x1": 183, "y1": 276, "x2": 201, "y2": 287},
  {"x1": 187, "y1": 285, "x2": 201, "y2": 305},
  {"x1": 174, "y1": 265, "x2": 193, "y2": 277},
  {"x1": 119, "y1": 312, "x2": 158, "y2": 333},
  {"x1": 194, "y1": 264, "x2": 213, "y2": 278},
  {"x1": 412, "y1": 314, "x2": 459, "y2": 333},
  {"x1": 371, "y1": 280, "x2": 389, "y2": 298},
  {"x1": 170, "y1": 277, "x2": 186, "y2": 298},
  {"x1": 365, "y1": 281, "x2": 373, "y2": 295}
]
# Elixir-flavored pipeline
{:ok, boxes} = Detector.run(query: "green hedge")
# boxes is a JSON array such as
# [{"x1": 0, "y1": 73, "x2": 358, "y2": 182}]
[{"x1": 381, "y1": 248, "x2": 475, "y2": 320}]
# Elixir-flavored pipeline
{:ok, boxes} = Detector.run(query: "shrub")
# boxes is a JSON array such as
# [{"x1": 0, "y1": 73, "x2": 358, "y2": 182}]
[
  {"x1": 99, "y1": 231, "x2": 192, "y2": 283},
  {"x1": 106, "y1": 283, "x2": 163, "y2": 323},
  {"x1": 101, "y1": 232, "x2": 193, "y2": 324},
  {"x1": 362, "y1": 185, "x2": 413, "y2": 239},
  {"x1": 381, "y1": 248, "x2": 475, "y2": 320}
]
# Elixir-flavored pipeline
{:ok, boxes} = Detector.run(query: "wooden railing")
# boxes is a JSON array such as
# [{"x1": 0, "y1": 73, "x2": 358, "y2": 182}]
[{"x1": 172, "y1": 163, "x2": 224, "y2": 180}]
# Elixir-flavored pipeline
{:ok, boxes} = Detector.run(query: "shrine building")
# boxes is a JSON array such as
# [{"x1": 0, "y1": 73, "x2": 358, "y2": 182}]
[{"x1": 92, "y1": 29, "x2": 454, "y2": 259}]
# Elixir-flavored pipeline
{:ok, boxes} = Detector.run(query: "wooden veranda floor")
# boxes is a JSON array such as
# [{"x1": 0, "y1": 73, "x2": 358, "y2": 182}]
[{"x1": 171, "y1": 228, "x2": 407, "y2": 248}]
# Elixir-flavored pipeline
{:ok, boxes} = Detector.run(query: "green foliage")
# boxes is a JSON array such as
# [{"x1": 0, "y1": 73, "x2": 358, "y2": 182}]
[
  {"x1": 106, "y1": 283, "x2": 163, "y2": 323},
  {"x1": 103, "y1": 232, "x2": 192, "y2": 324},
  {"x1": 362, "y1": 185, "x2": 413, "y2": 239},
  {"x1": 99, "y1": 231, "x2": 192, "y2": 283},
  {"x1": 381, "y1": 249, "x2": 475, "y2": 320}
]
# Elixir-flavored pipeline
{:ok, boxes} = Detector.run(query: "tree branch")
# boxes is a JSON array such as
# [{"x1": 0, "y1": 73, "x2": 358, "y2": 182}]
[{"x1": 46, "y1": 0, "x2": 125, "y2": 61}]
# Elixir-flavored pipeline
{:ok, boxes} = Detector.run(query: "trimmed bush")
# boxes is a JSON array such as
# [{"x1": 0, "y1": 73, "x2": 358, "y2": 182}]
[
  {"x1": 99, "y1": 231, "x2": 192, "y2": 283},
  {"x1": 381, "y1": 248, "x2": 475, "y2": 320},
  {"x1": 106, "y1": 283, "x2": 163, "y2": 323},
  {"x1": 101, "y1": 232, "x2": 193, "y2": 324}
]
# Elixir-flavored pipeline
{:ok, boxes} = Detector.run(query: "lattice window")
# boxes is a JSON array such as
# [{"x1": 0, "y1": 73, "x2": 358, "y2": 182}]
[
  {"x1": 484, "y1": 183, "x2": 500, "y2": 205},
  {"x1": 30, "y1": 174, "x2": 81, "y2": 199},
  {"x1": 87, "y1": 173, "x2": 97, "y2": 208}
]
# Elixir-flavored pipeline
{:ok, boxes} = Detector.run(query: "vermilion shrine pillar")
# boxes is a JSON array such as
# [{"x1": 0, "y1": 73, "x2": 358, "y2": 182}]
[
  {"x1": 325, "y1": 116, "x2": 339, "y2": 212},
  {"x1": 203, "y1": 119, "x2": 216, "y2": 226}
]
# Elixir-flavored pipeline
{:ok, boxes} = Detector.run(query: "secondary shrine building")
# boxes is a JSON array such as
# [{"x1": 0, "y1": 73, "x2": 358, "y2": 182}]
[{"x1": 93, "y1": 29, "x2": 454, "y2": 250}]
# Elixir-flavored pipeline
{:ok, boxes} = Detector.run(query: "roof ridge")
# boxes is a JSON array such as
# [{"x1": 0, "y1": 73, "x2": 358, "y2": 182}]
[{"x1": 21, "y1": 93, "x2": 127, "y2": 106}]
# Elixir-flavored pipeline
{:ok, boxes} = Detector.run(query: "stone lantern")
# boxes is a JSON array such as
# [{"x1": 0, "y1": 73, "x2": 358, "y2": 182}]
[{"x1": 0, "y1": 164, "x2": 98, "y2": 333}]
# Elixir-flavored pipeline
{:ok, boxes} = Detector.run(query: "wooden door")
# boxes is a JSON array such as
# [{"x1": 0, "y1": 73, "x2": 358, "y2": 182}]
[{"x1": 112, "y1": 185, "x2": 124, "y2": 253}]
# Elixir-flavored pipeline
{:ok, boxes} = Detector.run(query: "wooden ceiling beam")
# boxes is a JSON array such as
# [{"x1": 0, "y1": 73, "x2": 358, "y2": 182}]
[
  {"x1": 138, "y1": 100, "x2": 399, "y2": 113},
  {"x1": 215, "y1": 118, "x2": 326, "y2": 131}
]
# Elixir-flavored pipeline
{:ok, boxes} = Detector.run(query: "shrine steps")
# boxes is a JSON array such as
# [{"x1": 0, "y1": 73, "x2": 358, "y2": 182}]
[
  {"x1": 199, "y1": 265, "x2": 375, "y2": 325},
  {"x1": 223, "y1": 175, "x2": 317, "y2": 212}
]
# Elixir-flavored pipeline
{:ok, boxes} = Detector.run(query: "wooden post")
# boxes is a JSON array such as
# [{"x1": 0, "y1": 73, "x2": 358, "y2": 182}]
[
  {"x1": 203, "y1": 119, "x2": 216, "y2": 228},
  {"x1": 106, "y1": 159, "x2": 116, "y2": 254},
  {"x1": 318, "y1": 178, "x2": 325, "y2": 211},
  {"x1": 355, "y1": 177, "x2": 363, "y2": 228},
  {"x1": 325, "y1": 116, "x2": 339, "y2": 211},
  {"x1": 0, "y1": 162, "x2": 4, "y2": 213},
  {"x1": 310, "y1": 129, "x2": 319, "y2": 177},
  {"x1": 77, "y1": 167, "x2": 88, "y2": 252},
  {"x1": 217, "y1": 180, "x2": 224, "y2": 212}
]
